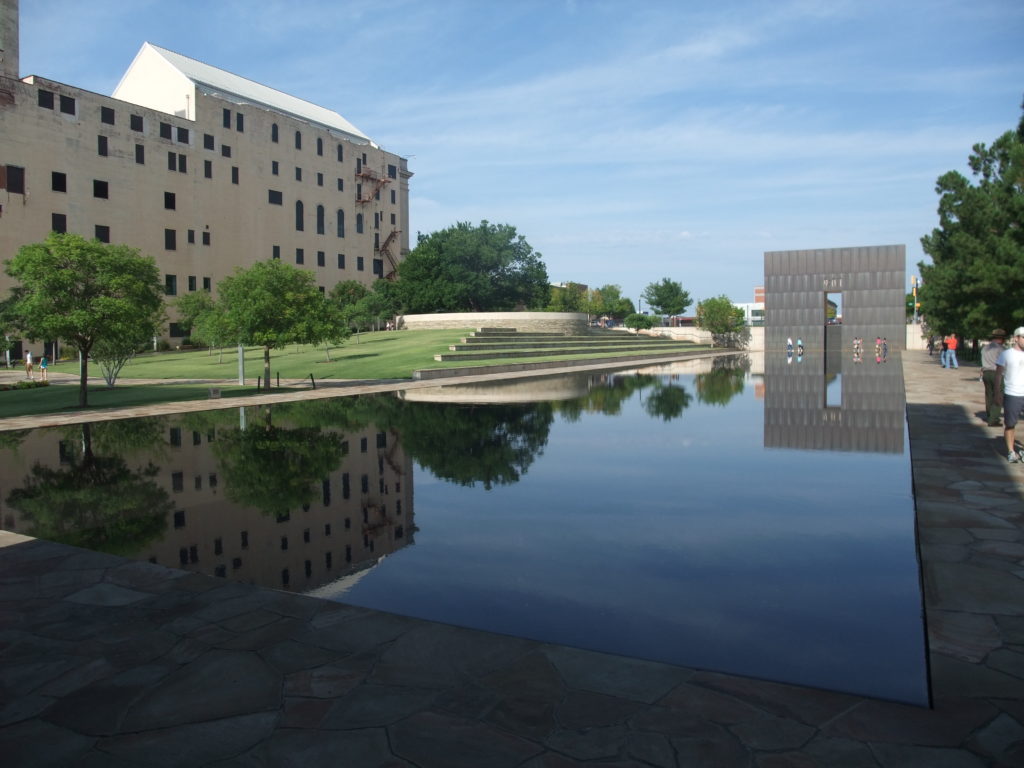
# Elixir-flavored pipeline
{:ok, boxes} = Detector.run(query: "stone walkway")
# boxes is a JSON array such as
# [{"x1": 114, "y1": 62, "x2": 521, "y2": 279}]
[{"x1": 0, "y1": 352, "x2": 1022, "y2": 766}]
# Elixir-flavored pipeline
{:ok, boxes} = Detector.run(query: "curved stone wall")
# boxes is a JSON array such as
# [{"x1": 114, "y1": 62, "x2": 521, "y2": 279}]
[{"x1": 398, "y1": 311, "x2": 589, "y2": 335}]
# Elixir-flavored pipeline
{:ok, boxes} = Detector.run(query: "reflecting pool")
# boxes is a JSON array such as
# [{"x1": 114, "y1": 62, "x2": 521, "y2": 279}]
[{"x1": 0, "y1": 352, "x2": 927, "y2": 705}]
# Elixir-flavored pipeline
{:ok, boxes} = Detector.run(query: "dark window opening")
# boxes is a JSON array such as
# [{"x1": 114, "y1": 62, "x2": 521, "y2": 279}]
[
  {"x1": 176, "y1": 126, "x2": 189, "y2": 143},
  {"x1": 101, "y1": 106, "x2": 115, "y2": 125},
  {"x1": 164, "y1": 191, "x2": 176, "y2": 209},
  {"x1": 130, "y1": 114, "x2": 143, "y2": 132},
  {"x1": 135, "y1": 144, "x2": 145, "y2": 164},
  {"x1": 51, "y1": 172, "x2": 67, "y2": 192},
  {"x1": 93, "y1": 180, "x2": 108, "y2": 199},
  {"x1": 59, "y1": 95, "x2": 76, "y2": 115},
  {"x1": 204, "y1": 133, "x2": 214, "y2": 150},
  {"x1": 94, "y1": 225, "x2": 110, "y2": 243},
  {"x1": 38, "y1": 89, "x2": 54, "y2": 109},
  {"x1": 51, "y1": 213, "x2": 67, "y2": 233},
  {"x1": 295, "y1": 248, "x2": 304, "y2": 265},
  {"x1": 97, "y1": 135, "x2": 108, "y2": 156},
  {"x1": 268, "y1": 189, "x2": 282, "y2": 205},
  {"x1": 160, "y1": 122, "x2": 172, "y2": 140},
  {"x1": 164, "y1": 273, "x2": 177, "y2": 295}
]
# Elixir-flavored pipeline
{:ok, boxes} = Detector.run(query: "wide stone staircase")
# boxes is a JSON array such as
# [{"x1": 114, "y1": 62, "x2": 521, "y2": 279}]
[{"x1": 432, "y1": 327, "x2": 701, "y2": 363}]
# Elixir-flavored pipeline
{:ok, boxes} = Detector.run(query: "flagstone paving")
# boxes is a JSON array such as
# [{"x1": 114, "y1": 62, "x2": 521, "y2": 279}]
[{"x1": 0, "y1": 352, "x2": 1022, "y2": 766}]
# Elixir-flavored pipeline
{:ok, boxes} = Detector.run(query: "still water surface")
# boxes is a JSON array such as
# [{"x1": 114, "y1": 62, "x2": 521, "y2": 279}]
[{"x1": 0, "y1": 353, "x2": 927, "y2": 705}]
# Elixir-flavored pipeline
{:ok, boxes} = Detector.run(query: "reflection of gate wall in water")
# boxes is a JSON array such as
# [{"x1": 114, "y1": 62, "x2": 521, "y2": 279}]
[
  {"x1": 764, "y1": 354, "x2": 905, "y2": 453},
  {"x1": 764, "y1": 245, "x2": 906, "y2": 353}
]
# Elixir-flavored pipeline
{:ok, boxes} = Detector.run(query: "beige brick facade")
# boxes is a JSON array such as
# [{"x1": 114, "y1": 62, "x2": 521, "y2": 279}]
[{"x1": 0, "y1": 2, "x2": 410, "y2": 342}]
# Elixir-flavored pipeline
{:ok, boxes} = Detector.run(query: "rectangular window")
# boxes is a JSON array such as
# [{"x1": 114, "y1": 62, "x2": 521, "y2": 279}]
[
  {"x1": 337, "y1": 253, "x2": 345, "y2": 269},
  {"x1": 357, "y1": 256, "x2": 364, "y2": 271},
  {"x1": 390, "y1": 213, "x2": 396, "y2": 225},
  {"x1": 272, "y1": 160, "x2": 279, "y2": 176},
  {"x1": 164, "y1": 191, "x2": 176, "y2": 209},
  {"x1": 4, "y1": 165, "x2": 25, "y2": 194},
  {"x1": 101, "y1": 106, "x2": 115, "y2": 125},
  {"x1": 130, "y1": 114, "x2": 143, "y2": 132},
  {"x1": 223, "y1": 108, "x2": 231, "y2": 128},
  {"x1": 268, "y1": 189, "x2": 282, "y2": 205},
  {"x1": 236, "y1": 112, "x2": 244, "y2": 132},
  {"x1": 187, "y1": 230, "x2": 195, "y2": 244},
  {"x1": 221, "y1": 145, "x2": 231, "y2": 158},
  {"x1": 95, "y1": 225, "x2": 110, "y2": 243},
  {"x1": 337, "y1": 144, "x2": 343, "y2": 162},
  {"x1": 295, "y1": 248, "x2": 304, "y2": 265},
  {"x1": 59, "y1": 95, "x2": 76, "y2": 115},
  {"x1": 168, "y1": 151, "x2": 176, "y2": 171},
  {"x1": 169, "y1": 428, "x2": 182, "y2": 447},
  {"x1": 93, "y1": 180, "x2": 108, "y2": 199},
  {"x1": 203, "y1": 277, "x2": 211, "y2": 290},
  {"x1": 177, "y1": 154, "x2": 187, "y2": 173},
  {"x1": 204, "y1": 159, "x2": 212, "y2": 178},
  {"x1": 373, "y1": 258, "x2": 383, "y2": 277},
  {"x1": 202, "y1": 231, "x2": 211, "y2": 246},
  {"x1": 317, "y1": 250, "x2": 325, "y2": 267},
  {"x1": 165, "y1": 274, "x2": 177, "y2": 295},
  {"x1": 51, "y1": 172, "x2": 67, "y2": 192},
  {"x1": 231, "y1": 166, "x2": 239, "y2": 184},
  {"x1": 165, "y1": 229, "x2": 176, "y2": 250},
  {"x1": 337, "y1": 178, "x2": 343, "y2": 191},
  {"x1": 391, "y1": 189, "x2": 396, "y2": 204},
  {"x1": 387, "y1": 164, "x2": 397, "y2": 179},
  {"x1": 51, "y1": 213, "x2": 67, "y2": 233},
  {"x1": 317, "y1": 172, "x2": 324, "y2": 187},
  {"x1": 38, "y1": 89, "x2": 54, "y2": 109},
  {"x1": 135, "y1": 144, "x2": 145, "y2": 164},
  {"x1": 160, "y1": 122, "x2": 172, "y2": 139},
  {"x1": 272, "y1": 245, "x2": 280, "y2": 260},
  {"x1": 169, "y1": 322, "x2": 185, "y2": 337},
  {"x1": 295, "y1": 167, "x2": 302, "y2": 182},
  {"x1": 188, "y1": 275, "x2": 197, "y2": 292},
  {"x1": 176, "y1": 126, "x2": 189, "y2": 143},
  {"x1": 172, "y1": 473, "x2": 184, "y2": 492},
  {"x1": 203, "y1": 133, "x2": 214, "y2": 150}
]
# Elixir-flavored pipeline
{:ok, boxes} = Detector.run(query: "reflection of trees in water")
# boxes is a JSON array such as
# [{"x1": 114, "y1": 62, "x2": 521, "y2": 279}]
[
  {"x1": 5, "y1": 422, "x2": 171, "y2": 556},
  {"x1": 212, "y1": 405, "x2": 347, "y2": 517},
  {"x1": 556, "y1": 372, "x2": 694, "y2": 422},
  {"x1": 644, "y1": 384, "x2": 692, "y2": 421},
  {"x1": 387, "y1": 401, "x2": 554, "y2": 490},
  {"x1": 695, "y1": 364, "x2": 746, "y2": 407}
]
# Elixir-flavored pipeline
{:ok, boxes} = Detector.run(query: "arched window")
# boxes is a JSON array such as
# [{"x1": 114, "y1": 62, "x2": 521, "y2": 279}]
[
  {"x1": 355, "y1": 213, "x2": 364, "y2": 234},
  {"x1": 294, "y1": 130, "x2": 302, "y2": 150},
  {"x1": 271, "y1": 123, "x2": 279, "y2": 143},
  {"x1": 336, "y1": 209, "x2": 345, "y2": 237},
  {"x1": 295, "y1": 200, "x2": 304, "y2": 231},
  {"x1": 316, "y1": 205, "x2": 325, "y2": 235},
  {"x1": 316, "y1": 137, "x2": 324, "y2": 156}
]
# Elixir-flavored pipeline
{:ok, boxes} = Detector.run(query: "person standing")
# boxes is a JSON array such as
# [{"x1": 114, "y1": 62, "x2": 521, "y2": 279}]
[
  {"x1": 981, "y1": 329, "x2": 1007, "y2": 426},
  {"x1": 945, "y1": 333, "x2": 959, "y2": 369},
  {"x1": 39, "y1": 354, "x2": 49, "y2": 382},
  {"x1": 24, "y1": 350, "x2": 33, "y2": 380},
  {"x1": 996, "y1": 328, "x2": 1024, "y2": 463}
]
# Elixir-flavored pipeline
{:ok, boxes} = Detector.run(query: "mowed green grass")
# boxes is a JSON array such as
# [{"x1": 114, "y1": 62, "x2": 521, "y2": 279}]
[{"x1": 0, "y1": 328, "x2": 704, "y2": 420}]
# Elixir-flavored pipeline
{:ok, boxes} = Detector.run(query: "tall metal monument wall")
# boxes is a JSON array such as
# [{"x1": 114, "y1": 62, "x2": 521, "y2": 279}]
[{"x1": 764, "y1": 245, "x2": 906, "y2": 353}]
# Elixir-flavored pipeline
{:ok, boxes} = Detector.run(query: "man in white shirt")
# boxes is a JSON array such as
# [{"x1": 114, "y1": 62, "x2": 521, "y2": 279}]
[{"x1": 995, "y1": 327, "x2": 1024, "y2": 463}]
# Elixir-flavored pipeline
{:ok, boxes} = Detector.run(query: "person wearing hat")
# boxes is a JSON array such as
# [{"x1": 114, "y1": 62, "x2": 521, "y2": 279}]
[
  {"x1": 981, "y1": 329, "x2": 1007, "y2": 426},
  {"x1": 995, "y1": 327, "x2": 1024, "y2": 463}
]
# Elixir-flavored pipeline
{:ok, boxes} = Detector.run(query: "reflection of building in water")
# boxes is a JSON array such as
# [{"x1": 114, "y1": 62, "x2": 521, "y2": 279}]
[
  {"x1": 764, "y1": 352, "x2": 905, "y2": 453},
  {"x1": 0, "y1": 415, "x2": 414, "y2": 593}
]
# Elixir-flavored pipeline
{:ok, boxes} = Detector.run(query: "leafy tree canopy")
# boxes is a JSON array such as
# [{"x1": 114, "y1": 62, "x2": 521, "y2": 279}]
[
  {"x1": 218, "y1": 259, "x2": 344, "y2": 389},
  {"x1": 695, "y1": 295, "x2": 746, "y2": 347},
  {"x1": 642, "y1": 278, "x2": 692, "y2": 317},
  {"x1": 587, "y1": 284, "x2": 635, "y2": 319},
  {"x1": 3, "y1": 233, "x2": 165, "y2": 406},
  {"x1": 396, "y1": 221, "x2": 550, "y2": 313},
  {"x1": 919, "y1": 103, "x2": 1024, "y2": 337},
  {"x1": 624, "y1": 313, "x2": 656, "y2": 331},
  {"x1": 547, "y1": 282, "x2": 587, "y2": 312}
]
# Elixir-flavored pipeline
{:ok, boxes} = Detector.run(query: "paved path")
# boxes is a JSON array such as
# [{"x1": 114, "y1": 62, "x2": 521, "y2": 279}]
[{"x1": 0, "y1": 352, "x2": 1022, "y2": 766}]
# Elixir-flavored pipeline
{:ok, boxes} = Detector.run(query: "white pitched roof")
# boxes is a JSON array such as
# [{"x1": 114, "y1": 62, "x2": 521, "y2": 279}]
[{"x1": 122, "y1": 42, "x2": 371, "y2": 143}]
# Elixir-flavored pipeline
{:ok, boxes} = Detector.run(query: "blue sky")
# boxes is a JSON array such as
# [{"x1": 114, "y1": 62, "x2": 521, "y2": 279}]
[{"x1": 18, "y1": 0, "x2": 1024, "y2": 307}]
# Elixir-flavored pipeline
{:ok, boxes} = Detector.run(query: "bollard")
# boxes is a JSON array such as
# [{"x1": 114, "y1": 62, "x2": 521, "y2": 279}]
[
  {"x1": 256, "y1": 376, "x2": 261, "y2": 391},
  {"x1": 309, "y1": 373, "x2": 316, "y2": 389},
  {"x1": 277, "y1": 372, "x2": 280, "y2": 388}
]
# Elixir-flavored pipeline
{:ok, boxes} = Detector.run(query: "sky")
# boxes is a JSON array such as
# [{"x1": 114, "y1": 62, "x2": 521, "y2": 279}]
[{"x1": 16, "y1": 0, "x2": 1024, "y2": 307}]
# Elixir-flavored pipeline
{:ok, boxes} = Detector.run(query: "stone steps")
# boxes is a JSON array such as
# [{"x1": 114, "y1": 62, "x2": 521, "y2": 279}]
[{"x1": 435, "y1": 329, "x2": 697, "y2": 362}]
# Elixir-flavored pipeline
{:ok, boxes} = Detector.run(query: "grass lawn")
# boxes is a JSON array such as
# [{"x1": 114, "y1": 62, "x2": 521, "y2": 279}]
[{"x1": 0, "y1": 329, "x2": 706, "y2": 420}]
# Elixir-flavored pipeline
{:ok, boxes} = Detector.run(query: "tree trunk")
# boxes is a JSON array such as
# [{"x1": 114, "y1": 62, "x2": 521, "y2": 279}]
[
  {"x1": 263, "y1": 346, "x2": 272, "y2": 390},
  {"x1": 79, "y1": 351, "x2": 89, "y2": 407}
]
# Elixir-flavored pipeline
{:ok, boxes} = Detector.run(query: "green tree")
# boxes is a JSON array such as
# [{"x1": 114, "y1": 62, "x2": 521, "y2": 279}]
[
  {"x1": 218, "y1": 260, "x2": 344, "y2": 390},
  {"x1": 624, "y1": 313, "x2": 656, "y2": 331},
  {"x1": 642, "y1": 278, "x2": 691, "y2": 318},
  {"x1": 396, "y1": 221, "x2": 549, "y2": 312},
  {"x1": 920, "y1": 104, "x2": 1024, "y2": 337},
  {"x1": 588, "y1": 284, "x2": 635, "y2": 321},
  {"x1": 548, "y1": 282, "x2": 587, "y2": 312},
  {"x1": 174, "y1": 290, "x2": 217, "y2": 341},
  {"x1": 3, "y1": 233, "x2": 165, "y2": 407},
  {"x1": 695, "y1": 295, "x2": 746, "y2": 347}
]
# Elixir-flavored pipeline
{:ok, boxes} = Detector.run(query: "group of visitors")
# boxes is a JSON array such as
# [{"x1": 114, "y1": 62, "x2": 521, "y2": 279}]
[
  {"x1": 938, "y1": 333, "x2": 960, "y2": 369},
  {"x1": 23, "y1": 351, "x2": 48, "y2": 381},
  {"x1": 980, "y1": 328, "x2": 1024, "y2": 464}
]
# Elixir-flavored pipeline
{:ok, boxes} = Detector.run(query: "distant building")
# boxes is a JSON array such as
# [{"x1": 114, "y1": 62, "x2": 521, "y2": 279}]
[
  {"x1": 0, "y1": 0, "x2": 410, "y2": 341},
  {"x1": 734, "y1": 287, "x2": 765, "y2": 326}
]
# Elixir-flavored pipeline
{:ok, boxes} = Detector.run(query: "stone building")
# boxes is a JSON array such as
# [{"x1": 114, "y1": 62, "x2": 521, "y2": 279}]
[{"x1": 0, "y1": 0, "x2": 410, "y2": 341}]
